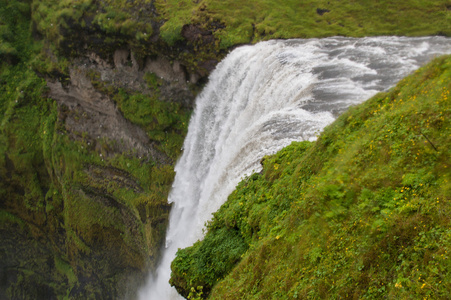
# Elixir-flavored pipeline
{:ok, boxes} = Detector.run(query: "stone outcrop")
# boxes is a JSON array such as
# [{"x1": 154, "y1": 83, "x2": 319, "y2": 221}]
[{"x1": 47, "y1": 66, "x2": 160, "y2": 160}]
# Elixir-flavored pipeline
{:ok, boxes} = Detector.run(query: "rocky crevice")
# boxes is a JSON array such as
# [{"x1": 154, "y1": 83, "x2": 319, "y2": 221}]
[{"x1": 46, "y1": 48, "x2": 200, "y2": 164}]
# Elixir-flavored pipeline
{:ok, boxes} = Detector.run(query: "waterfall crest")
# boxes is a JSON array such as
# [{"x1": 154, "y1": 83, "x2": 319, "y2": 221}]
[{"x1": 139, "y1": 36, "x2": 451, "y2": 299}]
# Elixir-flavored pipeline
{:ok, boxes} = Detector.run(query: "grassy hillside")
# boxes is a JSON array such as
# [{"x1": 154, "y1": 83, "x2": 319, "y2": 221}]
[
  {"x1": 156, "y1": 0, "x2": 451, "y2": 47},
  {"x1": 170, "y1": 55, "x2": 451, "y2": 299},
  {"x1": 30, "y1": 0, "x2": 451, "y2": 74}
]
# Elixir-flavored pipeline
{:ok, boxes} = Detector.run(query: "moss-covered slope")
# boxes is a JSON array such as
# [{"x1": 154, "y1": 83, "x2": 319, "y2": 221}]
[{"x1": 171, "y1": 55, "x2": 451, "y2": 299}]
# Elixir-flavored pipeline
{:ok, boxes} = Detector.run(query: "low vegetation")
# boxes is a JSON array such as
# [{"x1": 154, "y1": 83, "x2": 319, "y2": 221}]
[
  {"x1": 171, "y1": 54, "x2": 451, "y2": 299},
  {"x1": 156, "y1": 0, "x2": 451, "y2": 48},
  {"x1": 29, "y1": 0, "x2": 451, "y2": 73}
]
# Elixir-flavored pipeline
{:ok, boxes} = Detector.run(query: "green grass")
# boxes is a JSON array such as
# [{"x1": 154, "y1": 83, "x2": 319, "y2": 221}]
[
  {"x1": 27, "y1": 0, "x2": 451, "y2": 74},
  {"x1": 30, "y1": 0, "x2": 451, "y2": 51},
  {"x1": 31, "y1": 0, "x2": 153, "y2": 41},
  {"x1": 170, "y1": 55, "x2": 451, "y2": 299},
  {"x1": 156, "y1": 0, "x2": 451, "y2": 48}
]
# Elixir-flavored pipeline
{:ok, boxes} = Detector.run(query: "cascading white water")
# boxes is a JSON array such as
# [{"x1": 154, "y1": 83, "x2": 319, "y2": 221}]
[{"x1": 139, "y1": 36, "x2": 451, "y2": 299}]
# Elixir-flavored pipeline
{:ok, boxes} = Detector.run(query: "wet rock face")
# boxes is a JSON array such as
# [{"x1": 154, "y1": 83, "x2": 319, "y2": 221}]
[
  {"x1": 42, "y1": 49, "x2": 198, "y2": 298},
  {"x1": 46, "y1": 49, "x2": 199, "y2": 162},
  {"x1": 75, "y1": 49, "x2": 197, "y2": 104},
  {"x1": 1, "y1": 1, "x2": 221, "y2": 298},
  {"x1": 144, "y1": 56, "x2": 186, "y2": 83},
  {"x1": 316, "y1": 8, "x2": 330, "y2": 15},
  {"x1": 47, "y1": 67, "x2": 159, "y2": 161},
  {"x1": 0, "y1": 47, "x2": 199, "y2": 299},
  {"x1": 182, "y1": 24, "x2": 215, "y2": 44}
]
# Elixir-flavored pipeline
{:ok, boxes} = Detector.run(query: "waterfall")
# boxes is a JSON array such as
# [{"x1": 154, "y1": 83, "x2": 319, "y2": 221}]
[{"x1": 139, "y1": 36, "x2": 451, "y2": 299}]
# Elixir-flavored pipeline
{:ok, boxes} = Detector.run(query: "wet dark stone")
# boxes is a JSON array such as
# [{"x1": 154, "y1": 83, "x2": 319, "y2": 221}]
[{"x1": 317, "y1": 8, "x2": 330, "y2": 15}]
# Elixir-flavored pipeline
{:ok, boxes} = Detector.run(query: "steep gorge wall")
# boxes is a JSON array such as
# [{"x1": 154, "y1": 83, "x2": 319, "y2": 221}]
[{"x1": 1, "y1": 1, "x2": 211, "y2": 298}]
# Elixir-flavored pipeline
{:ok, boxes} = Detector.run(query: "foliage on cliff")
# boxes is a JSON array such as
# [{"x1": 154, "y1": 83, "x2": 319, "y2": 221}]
[
  {"x1": 1, "y1": 0, "x2": 189, "y2": 298},
  {"x1": 171, "y1": 55, "x2": 451, "y2": 299}
]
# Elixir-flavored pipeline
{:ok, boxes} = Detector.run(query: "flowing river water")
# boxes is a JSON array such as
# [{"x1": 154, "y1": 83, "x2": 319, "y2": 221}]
[{"x1": 139, "y1": 36, "x2": 451, "y2": 299}]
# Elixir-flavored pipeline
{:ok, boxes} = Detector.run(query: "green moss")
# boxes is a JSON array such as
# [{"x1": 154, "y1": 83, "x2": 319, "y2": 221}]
[
  {"x1": 0, "y1": 211, "x2": 26, "y2": 228},
  {"x1": 112, "y1": 88, "x2": 190, "y2": 159},
  {"x1": 154, "y1": 0, "x2": 198, "y2": 45},
  {"x1": 171, "y1": 55, "x2": 451, "y2": 299},
  {"x1": 1, "y1": 1, "x2": 181, "y2": 298},
  {"x1": 144, "y1": 72, "x2": 163, "y2": 90},
  {"x1": 54, "y1": 256, "x2": 77, "y2": 285},
  {"x1": 31, "y1": 0, "x2": 157, "y2": 58},
  {"x1": 170, "y1": 226, "x2": 248, "y2": 298},
  {"x1": 67, "y1": 229, "x2": 91, "y2": 255},
  {"x1": 157, "y1": 0, "x2": 451, "y2": 49}
]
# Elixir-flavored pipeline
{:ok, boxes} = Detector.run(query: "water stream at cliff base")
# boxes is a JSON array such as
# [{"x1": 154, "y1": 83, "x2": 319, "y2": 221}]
[{"x1": 139, "y1": 36, "x2": 451, "y2": 299}]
